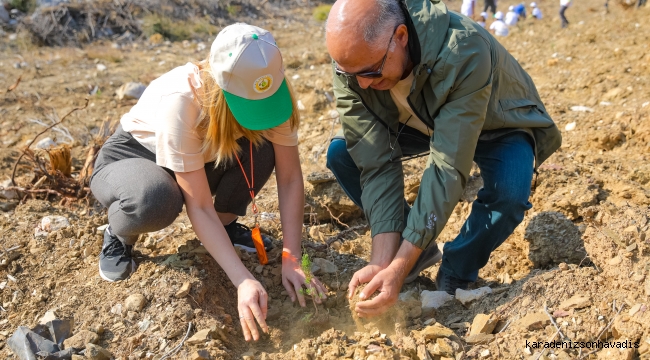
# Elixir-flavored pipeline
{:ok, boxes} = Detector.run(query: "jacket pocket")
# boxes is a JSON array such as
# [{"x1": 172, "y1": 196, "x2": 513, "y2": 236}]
[{"x1": 499, "y1": 98, "x2": 552, "y2": 128}]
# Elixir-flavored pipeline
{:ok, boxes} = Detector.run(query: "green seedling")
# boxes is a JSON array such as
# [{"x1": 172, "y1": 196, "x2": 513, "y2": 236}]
[{"x1": 299, "y1": 253, "x2": 319, "y2": 316}]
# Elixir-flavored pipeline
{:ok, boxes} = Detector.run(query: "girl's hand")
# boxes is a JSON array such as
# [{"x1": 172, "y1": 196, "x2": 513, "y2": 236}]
[
  {"x1": 237, "y1": 278, "x2": 269, "y2": 341},
  {"x1": 281, "y1": 254, "x2": 328, "y2": 307}
]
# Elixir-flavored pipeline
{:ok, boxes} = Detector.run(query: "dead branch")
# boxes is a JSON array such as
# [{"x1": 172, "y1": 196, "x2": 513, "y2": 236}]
[
  {"x1": 7, "y1": 75, "x2": 22, "y2": 93},
  {"x1": 543, "y1": 304, "x2": 566, "y2": 340},
  {"x1": 11, "y1": 98, "x2": 88, "y2": 186},
  {"x1": 325, "y1": 224, "x2": 370, "y2": 246},
  {"x1": 318, "y1": 201, "x2": 350, "y2": 229},
  {"x1": 0, "y1": 185, "x2": 63, "y2": 197}
]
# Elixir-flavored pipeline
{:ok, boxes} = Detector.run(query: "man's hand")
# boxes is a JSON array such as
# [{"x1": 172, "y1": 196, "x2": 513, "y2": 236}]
[
  {"x1": 347, "y1": 264, "x2": 384, "y2": 299},
  {"x1": 353, "y1": 265, "x2": 404, "y2": 317}
]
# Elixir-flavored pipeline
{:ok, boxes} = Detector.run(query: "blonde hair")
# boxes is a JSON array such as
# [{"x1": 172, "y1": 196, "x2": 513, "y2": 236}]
[{"x1": 195, "y1": 61, "x2": 301, "y2": 165}]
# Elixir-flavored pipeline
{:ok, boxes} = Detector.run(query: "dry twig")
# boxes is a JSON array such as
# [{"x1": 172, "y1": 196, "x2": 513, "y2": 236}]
[
  {"x1": 11, "y1": 98, "x2": 88, "y2": 186},
  {"x1": 159, "y1": 322, "x2": 193, "y2": 360},
  {"x1": 7, "y1": 75, "x2": 22, "y2": 93},
  {"x1": 325, "y1": 224, "x2": 369, "y2": 246},
  {"x1": 543, "y1": 304, "x2": 566, "y2": 340}
]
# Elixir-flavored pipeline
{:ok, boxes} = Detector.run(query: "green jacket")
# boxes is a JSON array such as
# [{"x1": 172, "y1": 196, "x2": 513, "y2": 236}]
[{"x1": 332, "y1": 0, "x2": 562, "y2": 250}]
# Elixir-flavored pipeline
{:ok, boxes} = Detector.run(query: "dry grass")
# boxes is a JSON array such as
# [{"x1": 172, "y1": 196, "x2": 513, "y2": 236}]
[
  {"x1": 142, "y1": 14, "x2": 218, "y2": 42},
  {"x1": 85, "y1": 45, "x2": 124, "y2": 63}
]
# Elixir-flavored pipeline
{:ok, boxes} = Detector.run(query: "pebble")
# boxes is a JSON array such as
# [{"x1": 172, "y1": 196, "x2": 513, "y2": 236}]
[
  {"x1": 330, "y1": 241, "x2": 342, "y2": 250},
  {"x1": 175, "y1": 282, "x2": 191, "y2": 298},
  {"x1": 570, "y1": 105, "x2": 594, "y2": 113},
  {"x1": 421, "y1": 290, "x2": 454, "y2": 314},
  {"x1": 186, "y1": 329, "x2": 212, "y2": 345},
  {"x1": 116, "y1": 82, "x2": 147, "y2": 100},
  {"x1": 37, "y1": 215, "x2": 70, "y2": 233},
  {"x1": 191, "y1": 349, "x2": 210, "y2": 360},
  {"x1": 565, "y1": 122, "x2": 576, "y2": 131},
  {"x1": 455, "y1": 287, "x2": 492, "y2": 306},
  {"x1": 96, "y1": 64, "x2": 107, "y2": 72},
  {"x1": 0, "y1": 179, "x2": 17, "y2": 200},
  {"x1": 39, "y1": 310, "x2": 58, "y2": 324},
  {"x1": 608, "y1": 256, "x2": 622, "y2": 265},
  {"x1": 470, "y1": 313, "x2": 497, "y2": 336},
  {"x1": 419, "y1": 323, "x2": 455, "y2": 340},
  {"x1": 559, "y1": 294, "x2": 592, "y2": 310},
  {"x1": 297, "y1": 100, "x2": 306, "y2": 111},
  {"x1": 63, "y1": 330, "x2": 98, "y2": 349},
  {"x1": 312, "y1": 258, "x2": 338, "y2": 274},
  {"x1": 85, "y1": 343, "x2": 112, "y2": 360},
  {"x1": 255, "y1": 265, "x2": 264, "y2": 274},
  {"x1": 629, "y1": 303, "x2": 642, "y2": 316},
  {"x1": 125, "y1": 294, "x2": 147, "y2": 312},
  {"x1": 516, "y1": 312, "x2": 550, "y2": 330},
  {"x1": 465, "y1": 333, "x2": 494, "y2": 345},
  {"x1": 480, "y1": 349, "x2": 490, "y2": 357}
]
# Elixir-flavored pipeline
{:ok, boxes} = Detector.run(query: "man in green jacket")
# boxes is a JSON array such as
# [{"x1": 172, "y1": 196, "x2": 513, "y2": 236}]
[{"x1": 325, "y1": 0, "x2": 561, "y2": 317}]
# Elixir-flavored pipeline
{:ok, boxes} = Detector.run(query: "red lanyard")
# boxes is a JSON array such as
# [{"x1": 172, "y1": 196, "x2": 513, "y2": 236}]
[{"x1": 234, "y1": 141, "x2": 268, "y2": 265}]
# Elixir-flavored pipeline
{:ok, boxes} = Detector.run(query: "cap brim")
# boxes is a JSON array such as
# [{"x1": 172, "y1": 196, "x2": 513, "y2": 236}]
[{"x1": 223, "y1": 79, "x2": 293, "y2": 131}]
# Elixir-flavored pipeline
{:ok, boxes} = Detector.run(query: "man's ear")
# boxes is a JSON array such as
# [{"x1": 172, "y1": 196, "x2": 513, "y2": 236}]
[{"x1": 394, "y1": 24, "x2": 409, "y2": 48}]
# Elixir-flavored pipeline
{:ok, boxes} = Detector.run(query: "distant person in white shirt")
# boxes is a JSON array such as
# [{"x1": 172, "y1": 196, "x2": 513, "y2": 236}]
[
  {"x1": 477, "y1": 11, "x2": 488, "y2": 27},
  {"x1": 530, "y1": 2, "x2": 543, "y2": 18},
  {"x1": 505, "y1": 6, "x2": 519, "y2": 26},
  {"x1": 461, "y1": 0, "x2": 477, "y2": 18},
  {"x1": 560, "y1": 0, "x2": 572, "y2": 27},
  {"x1": 490, "y1": 11, "x2": 509, "y2": 36}
]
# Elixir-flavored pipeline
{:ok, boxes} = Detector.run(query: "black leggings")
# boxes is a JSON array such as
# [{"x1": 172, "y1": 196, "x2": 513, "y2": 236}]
[
  {"x1": 484, "y1": 0, "x2": 497, "y2": 14},
  {"x1": 559, "y1": 6, "x2": 569, "y2": 28},
  {"x1": 90, "y1": 126, "x2": 275, "y2": 244}
]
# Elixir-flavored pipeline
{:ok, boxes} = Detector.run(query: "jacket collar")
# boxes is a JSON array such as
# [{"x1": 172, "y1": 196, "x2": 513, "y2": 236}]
[{"x1": 403, "y1": 0, "x2": 450, "y2": 72}]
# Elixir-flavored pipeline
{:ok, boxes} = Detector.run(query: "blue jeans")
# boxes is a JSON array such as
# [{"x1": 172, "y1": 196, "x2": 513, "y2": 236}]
[{"x1": 326, "y1": 129, "x2": 534, "y2": 282}]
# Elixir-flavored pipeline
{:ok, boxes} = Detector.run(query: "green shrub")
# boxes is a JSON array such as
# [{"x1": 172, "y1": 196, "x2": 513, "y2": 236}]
[
  {"x1": 142, "y1": 14, "x2": 217, "y2": 42},
  {"x1": 312, "y1": 5, "x2": 332, "y2": 21},
  {"x1": 9, "y1": 0, "x2": 36, "y2": 13}
]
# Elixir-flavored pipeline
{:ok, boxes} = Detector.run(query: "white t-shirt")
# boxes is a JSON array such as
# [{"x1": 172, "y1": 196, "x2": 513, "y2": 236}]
[
  {"x1": 120, "y1": 63, "x2": 298, "y2": 173},
  {"x1": 490, "y1": 20, "x2": 510, "y2": 36},
  {"x1": 560, "y1": 0, "x2": 572, "y2": 6},
  {"x1": 389, "y1": 72, "x2": 432, "y2": 137},
  {"x1": 461, "y1": 0, "x2": 476, "y2": 17},
  {"x1": 532, "y1": 7, "x2": 543, "y2": 18},
  {"x1": 504, "y1": 11, "x2": 519, "y2": 26}
]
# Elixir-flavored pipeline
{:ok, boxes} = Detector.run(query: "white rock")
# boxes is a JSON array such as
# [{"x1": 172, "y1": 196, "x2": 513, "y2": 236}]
[
  {"x1": 39, "y1": 310, "x2": 58, "y2": 324},
  {"x1": 565, "y1": 122, "x2": 576, "y2": 131},
  {"x1": 328, "y1": 109, "x2": 339, "y2": 119},
  {"x1": 35, "y1": 216, "x2": 70, "y2": 237},
  {"x1": 480, "y1": 349, "x2": 490, "y2": 357},
  {"x1": 312, "y1": 258, "x2": 338, "y2": 274},
  {"x1": 297, "y1": 100, "x2": 306, "y2": 111},
  {"x1": 570, "y1": 106, "x2": 594, "y2": 113},
  {"x1": 197, "y1": 42, "x2": 207, "y2": 52},
  {"x1": 421, "y1": 290, "x2": 454, "y2": 313},
  {"x1": 0, "y1": 281, "x2": 6, "y2": 290},
  {"x1": 642, "y1": 102, "x2": 649, "y2": 108},
  {"x1": 600, "y1": 101, "x2": 612, "y2": 106},
  {"x1": 292, "y1": 74, "x2": 300, "y2": 80},
  {"x1": 116, "y1": 82, "x2": 147, "y2": 100},
  {"x1": 96, "y1": 64, "x2": 107, "y2": 72},
  {"x1": 455, "y1": 287, "x2": 492, "y2": 306},
  {"x1": 35, "y1": 137, "x2": 57, "y2": 150},
  {"x1": 96, "y1": 224, "x2": 109, "y2": 234},
  {"x1": 0, "y1": 179, "x2": 17, "y2": 200},
  {"x1": 8, "y1": 34, "x2": 17, "y2": 41}
]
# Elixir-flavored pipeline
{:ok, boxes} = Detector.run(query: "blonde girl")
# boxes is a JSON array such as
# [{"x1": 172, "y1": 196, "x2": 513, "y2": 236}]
[{"x1": 90, "y1": 23, "x2": 327, "y2": 341}]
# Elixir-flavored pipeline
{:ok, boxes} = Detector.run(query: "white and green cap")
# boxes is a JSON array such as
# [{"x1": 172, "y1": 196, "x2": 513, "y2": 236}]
[{"x1": 209, "y1": 23, "x2": 293, "y2": 131}]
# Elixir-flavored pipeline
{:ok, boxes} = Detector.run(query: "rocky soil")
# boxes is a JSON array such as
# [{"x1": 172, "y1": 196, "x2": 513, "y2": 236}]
[{"x1": 0, "y1": 1, "x2": 649, "y2": 359}]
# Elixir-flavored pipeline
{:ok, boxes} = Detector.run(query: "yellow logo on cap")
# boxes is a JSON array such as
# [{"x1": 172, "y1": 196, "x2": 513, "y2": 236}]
[{"x1": 254, "y1": 75, "x2": 273, "y2": 93}]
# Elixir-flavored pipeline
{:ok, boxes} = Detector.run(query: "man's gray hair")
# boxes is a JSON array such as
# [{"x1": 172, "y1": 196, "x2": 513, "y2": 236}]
[{"x1": 362, "y1": 0, "x2": 405, "y2": 49}]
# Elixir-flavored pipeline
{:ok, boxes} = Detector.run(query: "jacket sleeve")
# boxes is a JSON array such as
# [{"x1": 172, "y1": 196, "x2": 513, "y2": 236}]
[
  {"x1": 402, "y1": 35, "x2": 493, "y2": 249},
  {"x1": 332, "y1": 72, "x2": 406, "y2": 237}
]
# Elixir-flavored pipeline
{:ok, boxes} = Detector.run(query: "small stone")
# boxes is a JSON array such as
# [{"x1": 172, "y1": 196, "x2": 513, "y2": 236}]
[
  {"x1": 0, "y1": 179, "x2": 17, "y2": 200},
  {"x1": 85, "y1": 343, "x2": 112, "y2": 360},
  {"x1": 465, "y1": 333, "x2": 494, "y2": 345},
  {"x1": 470, "y1": 314, "x2": 497, "y2": 336},
  {"x1": 558, "y1": 263, "x2": 569, "y2": 271},
  {"x1": 175, "y1": 282, "x2": 191, "y2": 298},
  {"x1": 309, "y1": 226, "x2": 320, "y2": 239},
  {"x1": 455, "y1": 287, "x2": 492, "y2": 306},
  {"x1": 96, "y1": 64, "x2": 107, "y2": 72},
  {"x1": 628, "y1": 304, "x2": 642, "y2": 317},
  {"x1": 480, "y1": 349, "x2": 490, "y2": 358},
  {"x1": 330, "y1": 241, "x2": 342, "y2": 250},
  {"x1": 421, "y1": 290, "x2": 454, "y2": 314},
  {"x1": 565, "y1": 122, "x2": 576, "y2": 131},
  {"x1": 39, "y1": 310, "x2": 58, "y2": 324},
  {"x1": 63, "y1": 330, "x2": 99, "y2": 349},
  {"x1": 559, "y1": 294, "x2": 592, "y2": 310},
  {"x1": 419, "y1": 323, "x2": 455, "y2": 340},
  {"x1": 516, "y1": 312, "x2": 550, "y2": 331},
  {"x1": 116, "y1": 82, "x2": 147, "y2": 100},
  {"x1": 38, "y1": 215, "x2": 70, "y2": 233},
  {"x1": 186, "y1": 329, "x2": 212, "y2": 345},
  {"x1": 609, "y1": 256, "x2": 622, "y2": 265},
  {"x1": 125, "y1": 294, "x2": 147, "y2": 312},
  {"x1": 312, "y1": 258, "x2": 338, "y2": 274},
  {"x1": 623, "y1": 226, "x2": 639, "y2": 238},
  {"x1": 191, "y1": 349, "x2": 210, "y2": 360}
]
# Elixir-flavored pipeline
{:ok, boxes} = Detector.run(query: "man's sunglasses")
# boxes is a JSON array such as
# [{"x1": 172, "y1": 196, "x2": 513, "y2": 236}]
[{"x1": 334, "y1": 24, "x2": 400, "y2": 79}]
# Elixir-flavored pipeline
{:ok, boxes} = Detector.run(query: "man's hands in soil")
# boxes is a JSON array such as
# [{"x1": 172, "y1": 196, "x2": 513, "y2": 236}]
[
  {"x1": 353, "y1": 265, "x2": 404, "y2": 317},
  {"x1": 237, "y1": 278, "x2": 269, "y2": 341}
]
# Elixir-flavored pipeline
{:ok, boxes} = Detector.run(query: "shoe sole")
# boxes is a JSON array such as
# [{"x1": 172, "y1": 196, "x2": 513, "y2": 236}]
[
  {"x1": 404, "y1": 243, "x2": 444, "y2": 284},
  {"x1": 98, "y1": 259, "x2": 136, "y2": 282}
]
